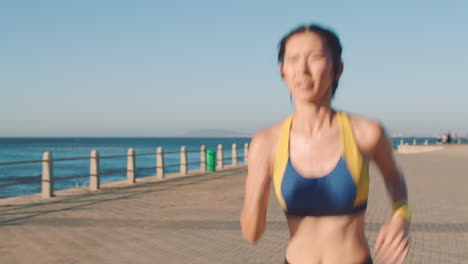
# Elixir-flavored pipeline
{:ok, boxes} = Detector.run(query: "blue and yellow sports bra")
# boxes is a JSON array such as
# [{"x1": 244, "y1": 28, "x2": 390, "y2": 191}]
[{"x1": 273, "y1": 112, "x2": 369, "y2": 216}]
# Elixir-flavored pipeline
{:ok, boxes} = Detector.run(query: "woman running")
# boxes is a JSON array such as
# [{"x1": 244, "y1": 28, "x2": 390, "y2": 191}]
[{"x1": 240, "y1": 24, "x2": 411, "y2": 264}]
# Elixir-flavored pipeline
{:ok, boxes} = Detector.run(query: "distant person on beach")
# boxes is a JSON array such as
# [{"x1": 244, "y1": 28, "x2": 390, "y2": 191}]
[
  {"x1": 442, "y1": 133, "x2": 452, "y2": 144},
  {"x1": 241, "y1": 24, "x2": 411, "y2": 264},
  {"x1": 442, "y1": 134, "x2": 447, "y2": 144}
]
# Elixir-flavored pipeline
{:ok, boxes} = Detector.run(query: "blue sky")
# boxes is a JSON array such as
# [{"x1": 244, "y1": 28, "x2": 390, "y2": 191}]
[{"x1": 1, "y1": 0, "x2": 467, "y2": 137}]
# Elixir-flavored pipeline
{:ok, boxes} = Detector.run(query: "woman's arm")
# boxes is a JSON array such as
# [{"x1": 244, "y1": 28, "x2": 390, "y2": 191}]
[
  {"x1": 240, "y1": 130, "x2": 273, "y2": 244},
  {"x1": 371, "y1": 127, "x2": 411, "y2": 264},
  {"x1": 372, "y1": 129, "x2": 409, "y2": 210}
]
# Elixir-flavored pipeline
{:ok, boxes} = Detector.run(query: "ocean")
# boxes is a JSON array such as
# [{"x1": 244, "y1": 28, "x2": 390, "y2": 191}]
[
  {"x1": 0, "y1": 137, "x2": 251, "y2": 198},
  {"x1": 0, "y1": 137, "x2": 466, "y2": 198}
]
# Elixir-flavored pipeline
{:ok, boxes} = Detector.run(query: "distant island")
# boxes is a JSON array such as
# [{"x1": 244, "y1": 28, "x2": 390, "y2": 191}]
[{"x1": 181, "y1": 129, "x2": 252, "y2": 138}]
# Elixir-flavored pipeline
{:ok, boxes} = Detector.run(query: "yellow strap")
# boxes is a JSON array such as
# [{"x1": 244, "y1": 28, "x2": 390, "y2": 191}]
[
  {"x1": 392, "y1": 200, "x2": 412, "y2": 222},
  {"x1": 272, "y1": 115, "x2": 293, "y2": 211},
  {"x1": 336, "y1": 112, "x2": 369, "y2": 208}
]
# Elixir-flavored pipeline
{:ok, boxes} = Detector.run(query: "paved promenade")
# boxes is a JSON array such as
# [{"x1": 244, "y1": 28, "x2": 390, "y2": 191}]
[{"x1": 1, "y1": 146, "x2": 467, "y2": 263}]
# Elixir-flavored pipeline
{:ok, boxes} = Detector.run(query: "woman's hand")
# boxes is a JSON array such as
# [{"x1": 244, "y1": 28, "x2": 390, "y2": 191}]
[{"x1": 374, "y1": 215, "x2": 410, "y2": 264}]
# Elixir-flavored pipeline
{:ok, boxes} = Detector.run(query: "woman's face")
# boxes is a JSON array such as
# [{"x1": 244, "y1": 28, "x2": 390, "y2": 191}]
[{"x1": 280, "y1": 32, "x2": 337, "y2": 104}]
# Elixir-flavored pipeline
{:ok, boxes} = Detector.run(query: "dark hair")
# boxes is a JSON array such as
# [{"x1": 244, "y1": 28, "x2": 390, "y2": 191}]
[{"x1": 278, "y1": 24, "x2": 343, "y2": 97}]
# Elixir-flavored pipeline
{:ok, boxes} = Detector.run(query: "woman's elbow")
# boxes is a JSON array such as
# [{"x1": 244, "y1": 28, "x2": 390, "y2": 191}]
[
  {"x1": 240, "y1": 215, "x2": 265, "y2": 244},
  {"x1": 242, "y1": 227, "x2": 264, "y2": 244},
  {"x1": 243, "y1": 233, "x2": 261, "y2": 244}
]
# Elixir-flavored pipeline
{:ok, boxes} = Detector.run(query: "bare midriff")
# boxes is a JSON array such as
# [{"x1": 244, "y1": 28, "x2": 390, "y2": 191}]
[{"x1": 285, "y1": 211, "x2": 370, "y2": 264}]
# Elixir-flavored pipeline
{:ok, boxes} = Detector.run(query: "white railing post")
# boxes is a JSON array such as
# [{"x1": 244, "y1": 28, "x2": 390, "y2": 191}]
[
  {"x1": 90, "y1": 149, "x2": 100, "y2": 191},
  {"x1": 424, "y1": 139, "x2": 429, "y2": 145},
  {"x1": 244, "y1": 143, "x2": 249, "y2": 163},
  {"x1": 41, "y1": 152, "x2": 54, "y2": 198},
  {"x1": 413, "y1": 139, "x2": 417, "y2": 145},
  {"x1": 217, "y1": 144, "x2": 224, "y2": 170},
  {"x1": 127, "y1": 148, "x2": 136, "y2": 184},
  {"x1": 400, "y1": 139, "x2": 404, "y2": 145},
  {"x1": 200, "y1": 145, "x2": 206, "y2": 172},
  {"x1": 157, "y1": 147, "x2": 164, "y2": 179},
  {"x1": 232, "y1": 144, "x2": 237, "y2": 166},
  {"x1": 180, "y1": 146, "x2": 187, "y2": 175}
]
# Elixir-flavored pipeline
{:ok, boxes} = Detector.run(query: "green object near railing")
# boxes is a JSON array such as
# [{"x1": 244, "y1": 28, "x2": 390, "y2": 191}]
[{"x1": 206, "y1": 149, "x2": 216, "y2": 171}]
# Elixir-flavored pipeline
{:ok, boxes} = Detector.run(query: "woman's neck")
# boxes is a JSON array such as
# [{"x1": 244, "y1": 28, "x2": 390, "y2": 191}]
[{"x1": 292, "y1": 103, "x2": 336, "y2": 136}]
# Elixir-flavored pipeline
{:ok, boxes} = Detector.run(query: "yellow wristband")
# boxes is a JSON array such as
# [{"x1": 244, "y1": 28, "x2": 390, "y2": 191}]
[{"x1": 392, "y1": 200, "x2": 412, "y2": 222}]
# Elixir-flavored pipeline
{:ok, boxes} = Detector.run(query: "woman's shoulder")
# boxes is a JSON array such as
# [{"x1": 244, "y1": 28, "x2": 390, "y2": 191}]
[
  {"x1": 345, "y1": 112, "x2": 385, "y2": 155},
  {"x1": 249, "y1": 116, "x2": 291, "y2": 156},
  {"x1": 346, "y1": 113, "x2": 383, "y2": 133}
]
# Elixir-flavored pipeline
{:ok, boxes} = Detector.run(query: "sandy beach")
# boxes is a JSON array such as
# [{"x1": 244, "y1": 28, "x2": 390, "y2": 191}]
[{"x1": 0, "y1": 145, "x2": 467, "y2": 263}]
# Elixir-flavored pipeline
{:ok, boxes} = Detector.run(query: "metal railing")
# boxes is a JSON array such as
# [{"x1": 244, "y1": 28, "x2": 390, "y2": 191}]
[{"x1": 0, "y1": 143, "x2": 249, "y2": 199}]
